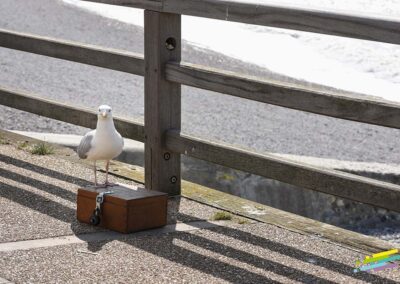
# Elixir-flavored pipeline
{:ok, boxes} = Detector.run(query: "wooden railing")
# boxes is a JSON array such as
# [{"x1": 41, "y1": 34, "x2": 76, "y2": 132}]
[{"x1": 1, "y1": 0, "x2": 400, "y2": 212}]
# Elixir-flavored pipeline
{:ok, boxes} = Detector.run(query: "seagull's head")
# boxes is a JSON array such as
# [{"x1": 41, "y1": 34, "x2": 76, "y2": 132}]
[{"x1": 98, "y1": 105, "x2": 113, "y2": 120}]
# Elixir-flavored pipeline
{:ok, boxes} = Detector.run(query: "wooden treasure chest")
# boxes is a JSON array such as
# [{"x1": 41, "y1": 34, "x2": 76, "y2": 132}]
[{"x1": 77, "y1": 184, "x2": 168, "y2": 233}]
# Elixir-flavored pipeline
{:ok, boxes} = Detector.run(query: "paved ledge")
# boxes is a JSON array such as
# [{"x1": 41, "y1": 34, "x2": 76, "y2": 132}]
[
  {"x1": 10, "y1": 130, "x2": 145, "y2": 165},
  {"x1": 1, "y1": 129, "x2": 400, "y2": 283},
  {"x1": 12, "y1": 130, "x2": 400, "y2": 177},
  {"x1": 13, "y1": 131, "x2": 400, "y2": 232}
]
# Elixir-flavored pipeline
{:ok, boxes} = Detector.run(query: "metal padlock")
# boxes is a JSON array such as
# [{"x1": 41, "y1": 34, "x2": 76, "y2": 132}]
[{"x1": 89, "y1": 191, "x2": 113, "y2": 226}]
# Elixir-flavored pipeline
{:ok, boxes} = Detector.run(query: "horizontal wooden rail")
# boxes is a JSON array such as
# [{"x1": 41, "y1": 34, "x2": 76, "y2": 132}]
[
  {"x1": 166, "y1": 130, "x2": 400, "y2": 212},
  {"x1": 0, "y1": 86, "x2": 145, "y2": 142},
  {"x1": 83, "y1": 0, "x2": 162, "y2": 9},
  {"x1": 166, "y1": 62, "x2": 400, "y2": 129},
  {"x1": 84, "y1": 0, "x2": 400, "y2": 45},
  {"x1": 0, "y1": 29, "x2": 145, "y2": 76},
  {"x1": 2, "y1": 2, "x2": 399, "y2": 210}
]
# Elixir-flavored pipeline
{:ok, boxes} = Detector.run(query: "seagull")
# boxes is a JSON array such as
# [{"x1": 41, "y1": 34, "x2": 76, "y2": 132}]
[{"x1": 77, "y1": 105, "x2": 124, "y2": 187}]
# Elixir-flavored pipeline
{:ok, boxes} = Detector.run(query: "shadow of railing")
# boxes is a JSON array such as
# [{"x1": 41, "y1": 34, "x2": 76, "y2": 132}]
[
  {"x1": 0, "y1": 156, "x2": 397, "y2": 284},
  {"x1": 0, "y1": 153, "x2": 91, "y2": 186}
]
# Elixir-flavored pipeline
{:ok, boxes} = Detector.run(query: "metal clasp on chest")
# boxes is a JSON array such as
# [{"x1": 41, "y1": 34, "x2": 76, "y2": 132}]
[{"x1": 90, "y1": 191, "x2": 114, "y2": 226}]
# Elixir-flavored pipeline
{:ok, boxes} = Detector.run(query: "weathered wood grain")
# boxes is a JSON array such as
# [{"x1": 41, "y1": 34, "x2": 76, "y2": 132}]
[
  {"x1": 0, "y1": 28, "x2": 144, "y2": 76},
  {"x1": 85, "y1": 0, "x2": 400, "y2": 44},
  {"x1": 166, "y1": 62, "x2": 400, "y2": 129},
  {"x1": 182, "y1": 181, "x2": 394, "y2": 255},
  {"x1": 165, "y1": 0, "x2": 400, "y2": 44},
  {"x1": 0, "y1": 86, "x2": 145, "y2": 142},
  {"x1": 82, "y1": 0, "x2": 162, "y2": 10},
  {"x1": 144, "y1": 11, "x2": 181, "y2": 195},
  {"x1": 166, "y1": 130, "x2": 400, "y2": 212}
]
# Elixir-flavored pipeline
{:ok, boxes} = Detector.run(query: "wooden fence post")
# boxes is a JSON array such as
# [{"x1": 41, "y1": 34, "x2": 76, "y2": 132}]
[{"x1": 144, "y1": 11, "x2": 181, "y2": 195}]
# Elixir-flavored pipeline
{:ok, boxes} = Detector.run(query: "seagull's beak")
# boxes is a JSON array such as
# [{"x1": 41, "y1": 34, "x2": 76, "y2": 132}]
[{"x1": 101, "y1": 111, "x2": 107, "y2": 118}]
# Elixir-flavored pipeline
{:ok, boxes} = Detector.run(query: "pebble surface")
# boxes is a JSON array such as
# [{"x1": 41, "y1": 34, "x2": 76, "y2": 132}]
[
  {"x1": 1, "y1": 0, "x2": 400, "y2": 248},
  {"x1": 1, "y1": 222, "x2": 400, "y2": 283},
  {"x1": 1, "y1": 134, "x2": 400, "y2": 282}
]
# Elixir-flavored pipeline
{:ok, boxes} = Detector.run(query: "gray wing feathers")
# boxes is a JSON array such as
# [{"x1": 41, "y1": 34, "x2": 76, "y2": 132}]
[{"x1": 77, "y1": 133, "x2": 94, "y2": 159}]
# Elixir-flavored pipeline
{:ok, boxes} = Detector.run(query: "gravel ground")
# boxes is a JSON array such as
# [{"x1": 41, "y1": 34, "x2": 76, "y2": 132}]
[
  {"x1": 1, "y1": 0, "x2": 400, "y2": 164},
  {"x1": 1, "y1": 130, "x2": 400, "y2": 282},
  {"x1": 1, "y1": 222, "x2": 400, "y2": 283}
]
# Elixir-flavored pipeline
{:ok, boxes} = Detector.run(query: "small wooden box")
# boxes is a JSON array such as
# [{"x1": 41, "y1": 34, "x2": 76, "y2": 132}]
[{"x1": 77, "y1": 184, "x2": 168, "y2": 233}]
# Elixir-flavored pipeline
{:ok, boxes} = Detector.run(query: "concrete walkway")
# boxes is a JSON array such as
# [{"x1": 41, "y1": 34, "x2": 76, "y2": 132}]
[{"x1": 1, "y1": 133, "x2": 400, "y2": 283}]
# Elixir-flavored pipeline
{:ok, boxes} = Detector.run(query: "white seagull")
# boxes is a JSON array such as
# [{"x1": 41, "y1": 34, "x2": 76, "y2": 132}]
[{"x1": 77, "y1": 105, "x2": 124, "y2": 187}]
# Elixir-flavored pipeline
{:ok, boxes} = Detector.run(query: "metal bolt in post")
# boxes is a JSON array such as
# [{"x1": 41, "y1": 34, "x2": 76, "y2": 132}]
[
  {"x1": 170, "y1": 176, "x2": 177, "y2": 184},
  {"x1": 164, "y1": 152, "x2": 171, "y2": 160},
  {"x1": 165, "y1": 37, "x2": 176, "y2": 50}
]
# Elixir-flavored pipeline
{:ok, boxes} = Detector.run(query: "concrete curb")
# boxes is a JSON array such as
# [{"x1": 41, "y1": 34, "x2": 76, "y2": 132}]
[
  {"x1": 10, "y1": 131, "x2": 145, "y2": 165},
  {"x1": 11, "y1": 130, "x2": 400, "y2": 176}
]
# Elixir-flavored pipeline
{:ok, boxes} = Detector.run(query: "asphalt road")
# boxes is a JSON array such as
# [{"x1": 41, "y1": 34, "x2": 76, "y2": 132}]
[{"x1": 1, "y1": 0, "x2": 400, "y2": 165}]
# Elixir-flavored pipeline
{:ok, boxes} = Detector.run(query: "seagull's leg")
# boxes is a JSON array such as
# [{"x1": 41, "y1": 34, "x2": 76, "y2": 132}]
[
  {"x1": 105, "y1": 160, "x2": 117, "y2": 187},
  {"x1": 105, "y1": 160, "x2": 109, "y2": 185},
  {"x1": 94, "y1": 160, "x2": 98, "y2": 186}
]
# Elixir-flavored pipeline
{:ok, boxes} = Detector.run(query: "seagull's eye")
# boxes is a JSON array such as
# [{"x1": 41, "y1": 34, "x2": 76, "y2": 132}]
[{"x1": 108, "y1": 110, "x2": 111, "y2": 112}]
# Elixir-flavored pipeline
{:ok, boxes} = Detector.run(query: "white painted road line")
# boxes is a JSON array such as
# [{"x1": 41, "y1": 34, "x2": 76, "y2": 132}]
[
  {"x1": 0, "y1": 277, "x2": 13, "y2": 284},
  {"x1": 0, "y1": 220, "x2": 224, "y2": 252}
]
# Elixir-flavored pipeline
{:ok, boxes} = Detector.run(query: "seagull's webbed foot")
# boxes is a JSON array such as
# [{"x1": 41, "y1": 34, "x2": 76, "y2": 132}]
[
  {"x1": 92, "y1": 182, "x2": 118, "y2": 188},
  {"x1": 104, "y1": 182, "x2": 118, "y2": 188},
  {"x1": 93, "y1": 183, "x2": 107, "y2": 189}
]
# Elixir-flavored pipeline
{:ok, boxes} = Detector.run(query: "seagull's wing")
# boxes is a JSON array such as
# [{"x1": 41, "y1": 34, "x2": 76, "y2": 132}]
[
  {"x1": 118, "y1": 132, "x2": 124, "y2": 147},
  {"x1": 77, "y1": 131, "x2": 94, "y2": 159}
]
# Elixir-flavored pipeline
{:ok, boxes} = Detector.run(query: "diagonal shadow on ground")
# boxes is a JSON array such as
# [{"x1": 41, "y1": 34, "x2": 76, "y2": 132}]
[
  {"x1": 177, "y1": 213, "x2": 396, "y2": 283},
  {"x1": 0, "y1": 153, "x2": 90, "y2": 186},
  {"x1": 0, "y1": 182, "x2": 75, "y2": 223},
  {"x1": 122, "y1": 230, "x2": 335, "y2": 283},
  {"x1": 0, "y1": 168, "x2": 76, "y2": 202},
  {"x1": 0, "y1": 181, "x2": 102, "y2": 237},
  {"x1": 1, "y1": 181, "x2": 278, "y2": 282}
]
